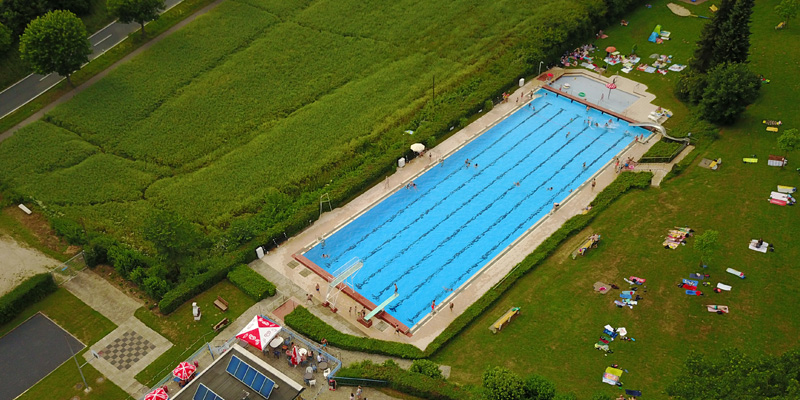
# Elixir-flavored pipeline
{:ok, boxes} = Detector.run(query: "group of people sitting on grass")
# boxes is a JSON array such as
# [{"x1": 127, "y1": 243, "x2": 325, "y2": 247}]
[
  {"x1": 560, "y1": 44, "x2": 596, "y2": 67},
  {"x1": 663, "y1": 227, "x2": 693, "y2": 249}
]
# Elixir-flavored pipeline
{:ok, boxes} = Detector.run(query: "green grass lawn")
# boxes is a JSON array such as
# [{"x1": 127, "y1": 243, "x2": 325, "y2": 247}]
[
  {"x1": 0, "y1": 288, "x2": 126, "y2": 400},
  {"x1": 134, "y1": 280, "x2": 255, "y2": 386},
  {"x1": 432, "y1": 0, "x2": 800, "y2": 399}
]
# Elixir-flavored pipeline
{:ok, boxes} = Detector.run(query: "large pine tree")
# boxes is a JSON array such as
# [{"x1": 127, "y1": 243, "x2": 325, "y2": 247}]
[
  {"x1": 690, "y1": 0, "x2": 734, "y2": 73},
  {"x1": 713, "y1": 0, "x2": 755, "y2": 65}
]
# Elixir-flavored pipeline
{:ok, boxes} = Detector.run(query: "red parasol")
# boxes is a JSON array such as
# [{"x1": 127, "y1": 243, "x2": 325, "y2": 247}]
[
  {"x1": 291, "y1": 345, "x2": 299, "y2": 367},
  {"x1": 235, "y1": 315, "x2": 281, "y2": 351},
  {"x1": 172, "y1": 361, "x2": 196, "y2": 381},
  {"x1": 547, "y1": 73, "x2": 554, "y2": 77},
  {"x1": 605, "y1": 46, "x2": 616, "y2": 53},
  {"x1": 606, "y1": 82, "x2": 617, "y2": 98},
  {"x1": 144, "y1": 388, "x2": 169, "y2": 400}
]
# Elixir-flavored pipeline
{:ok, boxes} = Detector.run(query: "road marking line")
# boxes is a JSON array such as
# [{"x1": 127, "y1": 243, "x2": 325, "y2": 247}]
[
  {"x1": 93, "y1": 34, "x2": 113, "y2": 47},
  {"x1": 39, "y1": 74, "x2": 52, "y2": 82}
]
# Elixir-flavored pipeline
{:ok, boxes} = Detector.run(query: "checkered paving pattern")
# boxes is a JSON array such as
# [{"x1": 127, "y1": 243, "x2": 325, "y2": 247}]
[{"x1": 99, "y1": 330, "x2": 155, "y2": 371}]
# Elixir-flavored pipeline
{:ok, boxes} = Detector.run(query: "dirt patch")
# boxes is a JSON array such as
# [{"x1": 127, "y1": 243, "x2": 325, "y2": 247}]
[
  {"x1": 0, "y1": 235, "x2": 61, "y2": 295},
  {"x1": 5, "y1": 206, "x2": 77, "y2": 256}
]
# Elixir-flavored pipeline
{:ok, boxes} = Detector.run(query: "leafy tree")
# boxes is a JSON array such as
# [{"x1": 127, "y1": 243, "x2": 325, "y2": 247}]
[
  {"x1": 107, "y1": 0, "x2": 165, "y2": 37},
  {"x1": 49, "y1": 0, "x2": 91, "y2": 15},
  {"x1": 714, "y1": 0, "x2": 755, "y2": 64},
  {"x1": 410, "y1": 359, "x2": 444, "y2": 379},
  {"x1": 778, "y1": 128, "x2": 800, "y2": 151},
  {"x1": 697, "y1": 63, "x2": 761, "y2": 125},
  {"x1": 694, "y1": 230, "x2": 719, "y2": 266},
  {"x1": 19, "y1": 10, "x2": 90, "y2": 86},
  {"x1": 143, "y1": 209, "x2": 203, "y2": 276},
  {"x1": 776, "y1": 0, "x2": 800, "y2": 27},
  {"x1": 482, "y1": 366, "x2": 525, "y2": 400},
  {"x1": 0, "y1": 22, "x2": 12, "y2": 52},
  {"x1": 524, "y1": 374, "x2": 556, "y2": 400},
  {"x1": 0, "y1": 0, "x2": 50, "y2": 35},
  {"x1": 674, "y1": 71, "x2": 709, "y2": 104},
  {"x1": 690, "y1": 0, "x2": 734, "y2": 73},
  {"x1": 667, "y1": 348, "x2": 800, "y2": 399}
]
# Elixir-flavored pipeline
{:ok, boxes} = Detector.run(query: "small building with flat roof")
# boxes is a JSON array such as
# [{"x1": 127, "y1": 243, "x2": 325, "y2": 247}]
[{"x1": 170, "y1": 344, "x2": 304, "y2": 400}]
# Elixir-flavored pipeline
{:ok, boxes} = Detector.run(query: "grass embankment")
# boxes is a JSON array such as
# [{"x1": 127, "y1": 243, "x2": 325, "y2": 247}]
[
  {"x1": 433, "y1": 1, "x2": 800, "y2": 399},
  {"x1": 134, "y1": 281, "x2": 255, "y2": 386},
  {"x1": 0, "y1": 288, "x2": 125, "y2": 400}
]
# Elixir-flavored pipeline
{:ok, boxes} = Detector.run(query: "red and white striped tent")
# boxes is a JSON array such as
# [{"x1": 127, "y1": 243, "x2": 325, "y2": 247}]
[{"x1": 235, "y1": 315, "x2": 281, "y2": 351}]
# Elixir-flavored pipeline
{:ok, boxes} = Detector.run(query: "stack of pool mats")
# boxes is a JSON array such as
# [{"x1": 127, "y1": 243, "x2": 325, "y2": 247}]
[
  {"x1": 749, "y1": 239, "x2": 773, "y2": 253},
  {"x1": 777, "y1": 185, "x2": 796, "y2": 194},
  {"x1": 769, "y1": 191, "x2": 795, "y2": 206},
  {"x1": 663, "y1": 226, "x2": 693, "y2": 249}
]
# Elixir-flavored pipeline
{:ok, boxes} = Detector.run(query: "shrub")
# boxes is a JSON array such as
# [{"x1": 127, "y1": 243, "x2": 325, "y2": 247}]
[
  {"x1": 83, "y1": 233, "x2": 118, "y2": 267},
  {"x1": 284, "y1": 306, "x2": 425, "y2": 358},
  {"x1": 143, "y1": 276, "x2": 171, "y2": 300},
  {"x1": 107, "y1": 244, "x2": 151, "y2": 278},
  {"x1": 338, "y1": 360, "x2": 476, "y2": 400},
  {"x1": 227, "y1": 264, "x2": 276, "y2": 301},
  {"x1": 158, "y1": 262, "x2": 232, "y2": 314},
  {"x1": 483, "y1": 366, "x2": 525, "y2": 400},
  {"x1": 410, "y1": 359, "x2": 444, "y2": 380},
  {"x1": 0, "y1": 23, "x2": 12, "y2": 52},
  {"x1": 525, "y1": 374, "x2": 556, "y2": 400},
  {"x1": 484, "y1": 99, "x2": 493, "y2": 112},
  {"x1": 50, "y1": 217, "x2": 86, "y2": 245},
  {"x1": 777, "y1": 128, "x2": 799, "y2": 151},
  {"x1": 0, "y1": 273, "x2": 58, "y2": 325}
]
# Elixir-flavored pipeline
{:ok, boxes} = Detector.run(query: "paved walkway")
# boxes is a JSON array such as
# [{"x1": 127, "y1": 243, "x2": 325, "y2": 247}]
[
  {"x1": 63, "y1": 269, "x2": 142, "y2": 325},
  {"x1": 0, "y1": 0, "x2": 184, "y2": 121},
  {"x1": 83, "y1": 316, "x2": 172, "y2": 397}
]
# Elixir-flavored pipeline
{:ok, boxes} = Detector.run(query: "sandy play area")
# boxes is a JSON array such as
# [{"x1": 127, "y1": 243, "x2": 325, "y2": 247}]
[{"x1": 0, "y1": 235, "x2": 60, "y2": 295}]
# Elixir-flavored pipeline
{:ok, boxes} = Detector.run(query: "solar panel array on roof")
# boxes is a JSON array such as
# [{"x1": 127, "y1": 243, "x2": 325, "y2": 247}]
[
  {"x1": 194, "y1": 383, "x2": 224, "y2": 400},
  {"x1": 226, "y1": 355, "x2": 276, "y2": 398}
]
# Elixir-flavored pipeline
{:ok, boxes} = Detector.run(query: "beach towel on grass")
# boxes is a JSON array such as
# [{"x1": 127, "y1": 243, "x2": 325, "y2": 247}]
[
  {"x1": 620, "y1": 292, "x2": 632, "y2": 299},
  {"x1": 689, "y1": 273, "x2": 706, "y2": 280},
  {"x1": 668, "y1": 64, "x2": 686, "y2": 72},
  {"x1": 681, "y1": 284, "x2": 697, "y2": 290},
  {"x1": 682, "y1": 279, "x2": 699, "y2": 286},
  {"x1": 644, "y1": 66, "x2": 657, "y2": 73},
  {"x1": 626, "y1": 390, "x2": 643, "y2": 397},
  {"x1": 629, "y1": 276, "x2": 645, "y2": 284},
  {"x1": 686, "y1": 290, "x2": 702, "y2": 296},
  {"x1": 749, "y1": 240, "x2": 769, "y2": 253},
  {"x1": 717, "y1": 283, "x2": 732, "y2": 291},
  {"x1": 726, "y1": 268, "x2": 746, "y2": 279}
]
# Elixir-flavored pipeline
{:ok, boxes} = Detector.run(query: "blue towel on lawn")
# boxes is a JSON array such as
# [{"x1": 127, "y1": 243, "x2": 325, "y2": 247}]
[
  {"x1": 685, "y1": 290, "x2": 698, "y2": 295},
  {"x1": 682, "y1": 279, "x2": 699, "y2": 286},
  {"x1": 620, "y1": 293, "x2": 632, "y2": 299},
  {"x1": 626, "y1": 389, "x2": 642, "y2": 396},
  {"x1": 689, "y1": 273, "x2": 705, "y2": 280}
]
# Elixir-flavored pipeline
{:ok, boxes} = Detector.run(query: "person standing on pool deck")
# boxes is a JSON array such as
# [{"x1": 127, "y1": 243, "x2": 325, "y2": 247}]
[
  {"x1": 432, "y1": 300, "x2": 436, "y2": 314},
  {"x1": 592, "y1": 179, "x2": 597, "y2": 190}
]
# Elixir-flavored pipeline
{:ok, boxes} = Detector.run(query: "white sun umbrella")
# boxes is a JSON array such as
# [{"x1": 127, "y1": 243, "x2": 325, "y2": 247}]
[{"x1": 410, "y1": 143, "x2": 425, "y2": 153}]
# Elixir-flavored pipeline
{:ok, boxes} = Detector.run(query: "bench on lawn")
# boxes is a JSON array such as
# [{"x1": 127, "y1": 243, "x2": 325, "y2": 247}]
[
  {"x1": 213, "y1": 318, "x2": 229, "y2": 332},
  {"x1": 214, "y1": 296, "x2": 229, "y2": 312},
  {"x1": 226, "y1": 354, "x2": 277, "y2": 398}
]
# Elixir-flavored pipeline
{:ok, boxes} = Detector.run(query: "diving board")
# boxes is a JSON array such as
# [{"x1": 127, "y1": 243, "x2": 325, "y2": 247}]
[
  {"x1": 323, "y1": 257, "x2": 363, "y2": 312},
  {"x1": 364, "y1": 292, "x2": 399, "y2": 321}
]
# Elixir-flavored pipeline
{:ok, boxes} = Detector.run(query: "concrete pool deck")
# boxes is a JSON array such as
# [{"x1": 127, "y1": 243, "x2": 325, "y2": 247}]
[{"x1": 254, "y1": 69, "x2": 675, "y2": 349}]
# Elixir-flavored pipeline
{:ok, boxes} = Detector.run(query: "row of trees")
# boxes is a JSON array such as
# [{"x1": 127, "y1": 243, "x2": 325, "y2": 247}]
[
  {"x1": 675, "y1": 0, "x2": 760, "y2": 125},
  {"x1": 7, "y1": 0, "x2": 164, "y2": 85}
]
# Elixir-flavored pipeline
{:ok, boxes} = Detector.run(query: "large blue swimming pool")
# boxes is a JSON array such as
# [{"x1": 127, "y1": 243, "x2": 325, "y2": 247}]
[{"x1": 304, "y1": 93, "x2": 646, "y2": 328}]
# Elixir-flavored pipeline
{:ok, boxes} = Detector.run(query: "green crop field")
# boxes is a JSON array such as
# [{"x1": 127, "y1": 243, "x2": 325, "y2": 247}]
[{"x1": 0, "y1": 0, "x2": 628, "y2": 252}]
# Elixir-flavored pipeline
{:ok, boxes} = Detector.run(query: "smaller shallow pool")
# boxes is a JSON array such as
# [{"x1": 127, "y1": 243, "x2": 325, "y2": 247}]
[{"x1": 553, "y1": 75, "x2": 639, "y2": 114}]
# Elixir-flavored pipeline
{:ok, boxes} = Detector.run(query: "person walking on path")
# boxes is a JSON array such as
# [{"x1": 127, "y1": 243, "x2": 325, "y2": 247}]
[
  {"x1": 315, "y1": 283, "x2": 320, "y2": 294},
  {"x1": 356, "y1": 386, "x2": 363, "y2": 400},
  {"x1": 592, "y1": 179, "x2": 596, "y2": 190},
  {"x1": 450, "y1": 302, "x2": 454, "y2": 312}
]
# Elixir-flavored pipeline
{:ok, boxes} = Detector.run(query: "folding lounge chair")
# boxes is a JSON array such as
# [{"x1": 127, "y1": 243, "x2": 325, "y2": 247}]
[{"x1": 717, "y1": 283, "x2": 732, "y2": 291}]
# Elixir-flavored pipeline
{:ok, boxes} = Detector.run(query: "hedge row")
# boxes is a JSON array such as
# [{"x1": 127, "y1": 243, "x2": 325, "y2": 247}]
[
  {"x1": 227, "y1": 264, "x2": 276, "y2": 301},
  {"x1": 0, "y1": 273, "x2": 58, "y2": 325},
  {"x1": 284, "y1": 172, "x2": 652, "y2": 358},
  {"x1": 284, "y1": 306, "x2": 425, "y2": 359},
  {"x1": 337, "y1": 360, "x2": 478, "y2": 400},
  {"x1": 158, "y1": 261, "x2": 232, "y2": 314}
]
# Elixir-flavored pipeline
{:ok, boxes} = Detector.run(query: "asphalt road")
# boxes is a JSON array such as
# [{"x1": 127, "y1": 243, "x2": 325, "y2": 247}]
[{"x1": 0, "y1": 0, "x2": 183, "y2": 120}]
